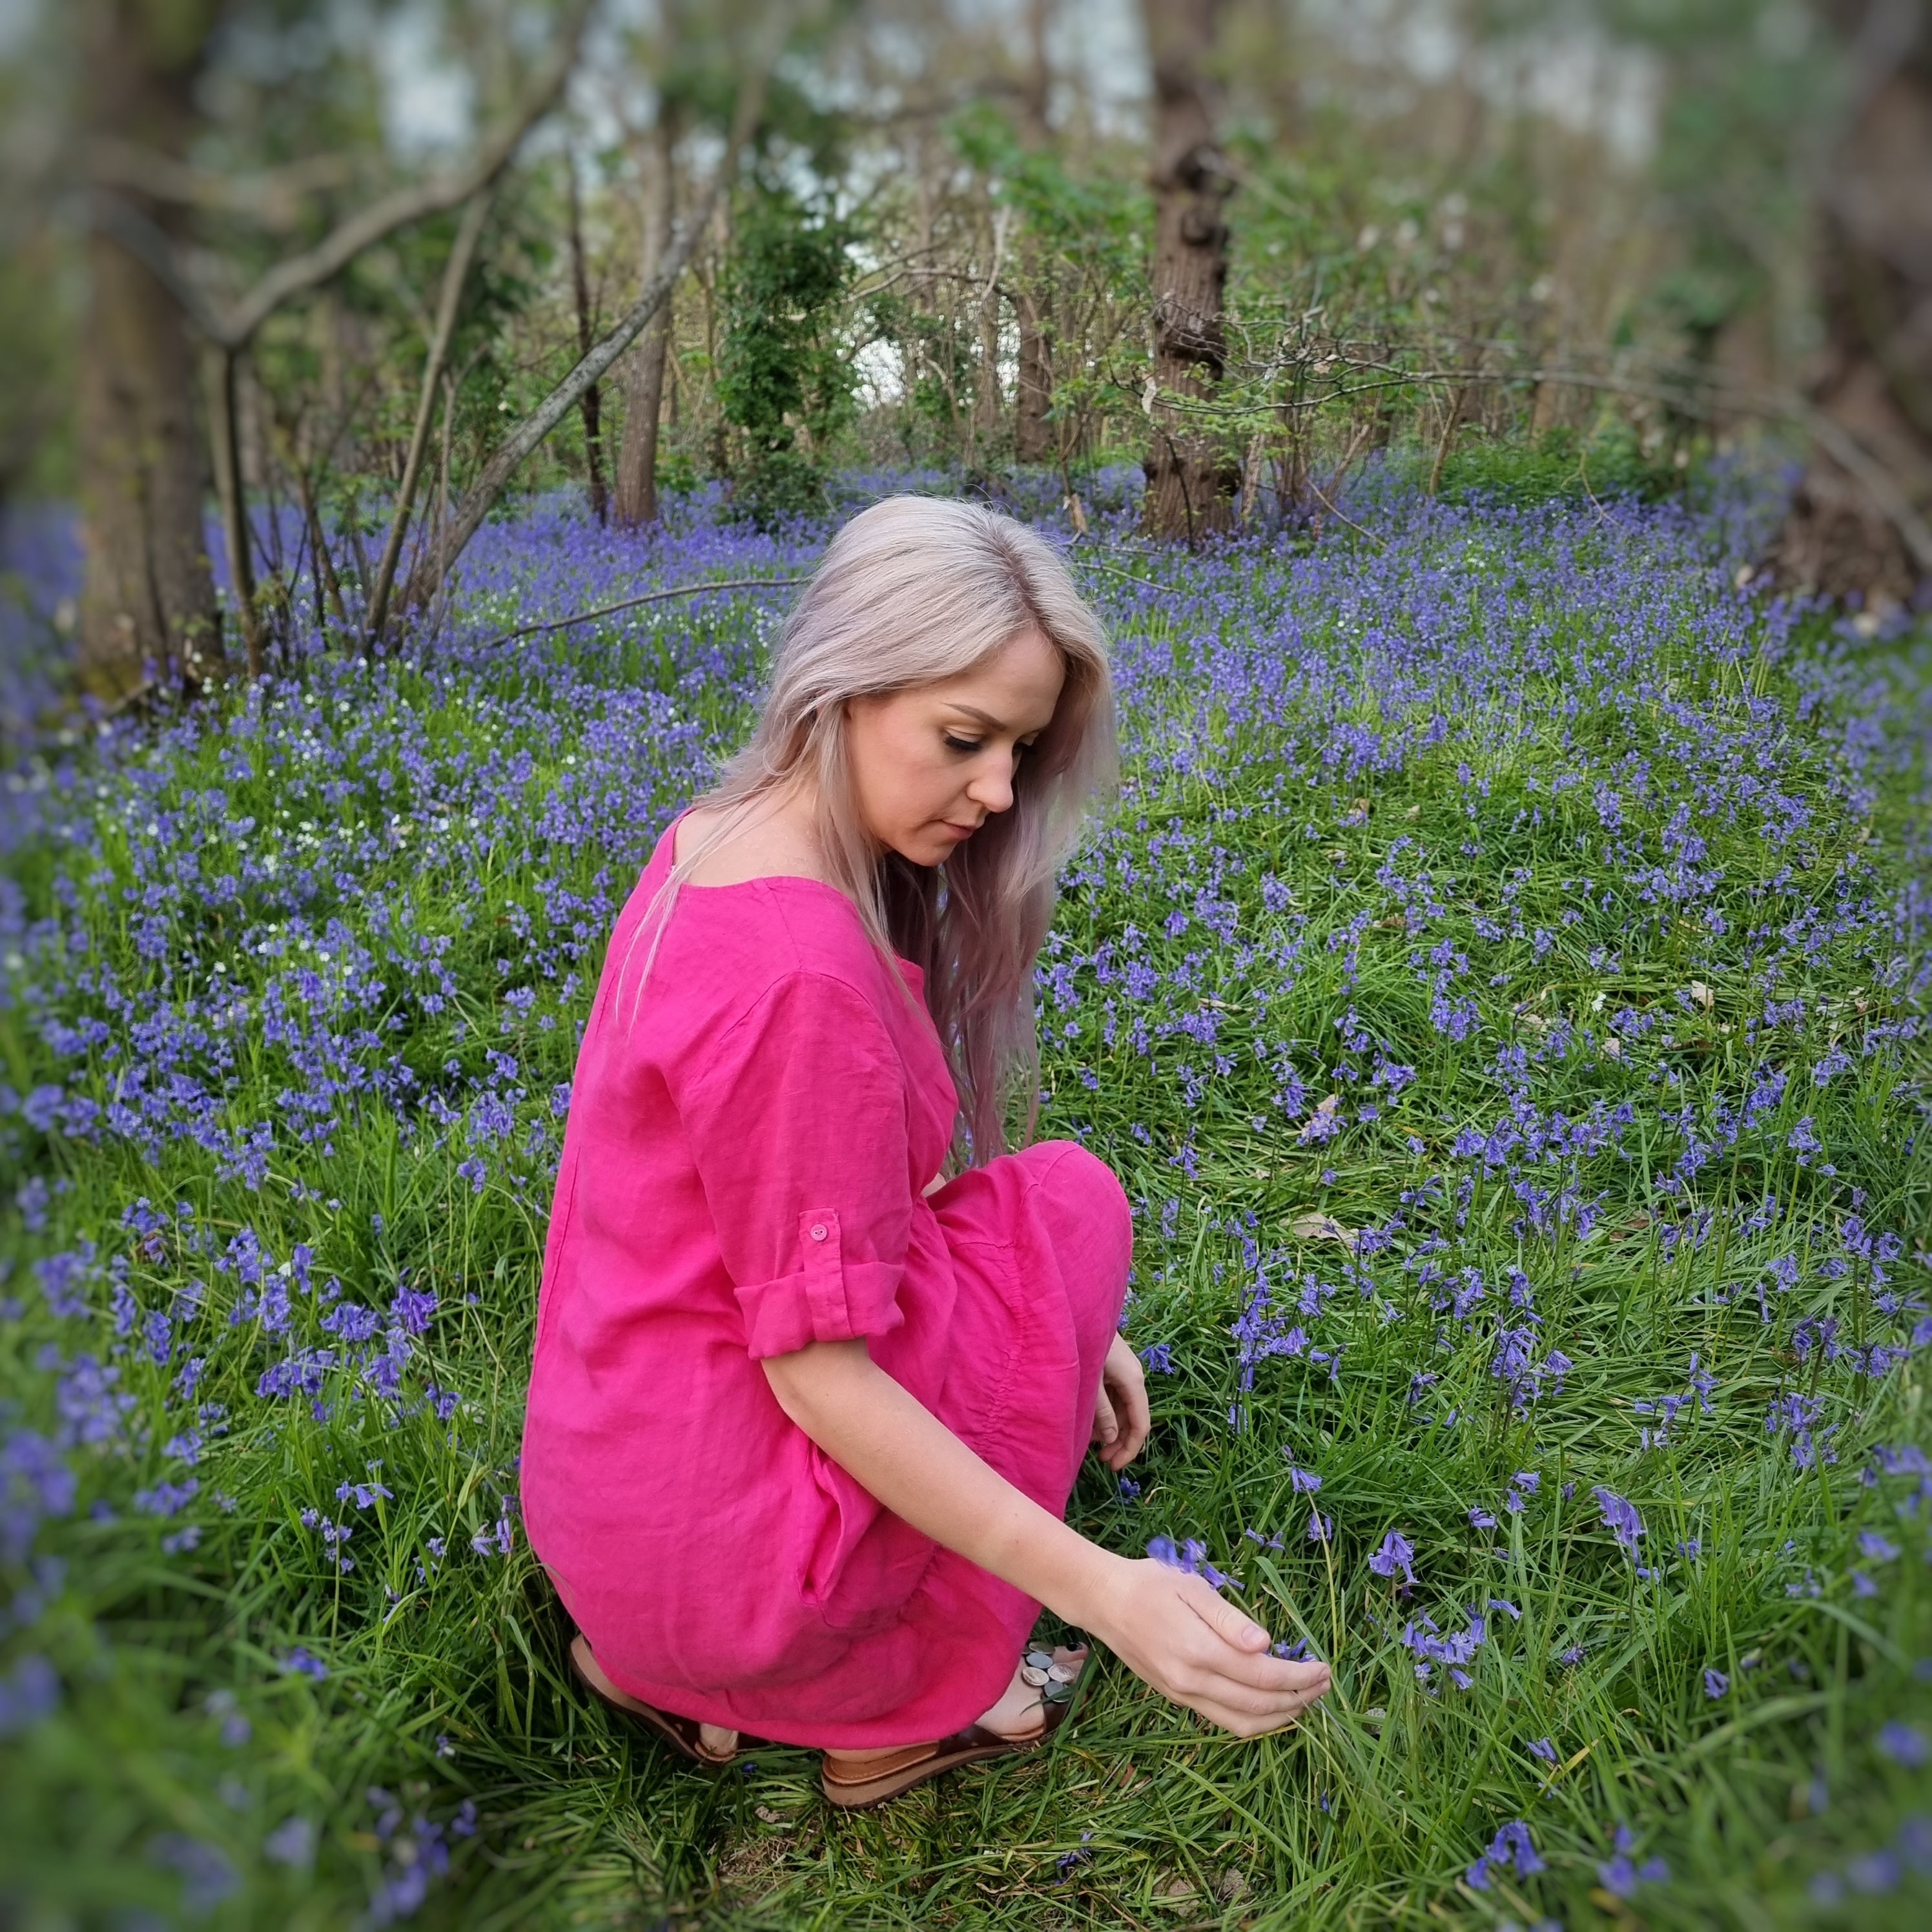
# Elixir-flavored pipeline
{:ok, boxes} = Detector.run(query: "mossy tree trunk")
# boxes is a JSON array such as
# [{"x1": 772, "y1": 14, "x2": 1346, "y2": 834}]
[{"x1": 1139, "y1": 0, "x2": 1237, "y2": 542}]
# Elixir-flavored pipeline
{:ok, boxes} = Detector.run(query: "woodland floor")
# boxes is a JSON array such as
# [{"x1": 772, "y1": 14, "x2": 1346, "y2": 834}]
[{"x1": 1, "y1": 464, "x2": 1930, "y2": 1929}]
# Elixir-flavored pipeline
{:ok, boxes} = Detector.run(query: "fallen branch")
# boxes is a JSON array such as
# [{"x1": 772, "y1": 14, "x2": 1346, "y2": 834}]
[
  {"x1": 471, "y1": 575, "x2": 811, "y2": 650},
  {"x1": 465, "y1": 550, "x2": 1186, "y2": 652}
]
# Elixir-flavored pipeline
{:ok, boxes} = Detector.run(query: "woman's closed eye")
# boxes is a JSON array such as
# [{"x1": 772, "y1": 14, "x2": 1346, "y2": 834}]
[{"x1": 942, "y1": 734, "x2": 981, "y2": 755}]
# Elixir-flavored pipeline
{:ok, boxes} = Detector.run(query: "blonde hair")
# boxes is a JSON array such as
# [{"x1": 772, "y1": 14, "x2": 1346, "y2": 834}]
[{"x1": 619, "y1": 493, "x2": 1118, "y2": 1165}]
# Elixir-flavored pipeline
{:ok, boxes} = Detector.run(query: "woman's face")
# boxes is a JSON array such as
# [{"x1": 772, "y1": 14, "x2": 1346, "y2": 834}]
[{"x1": 842, "y1": 625, "x2": 1067, "y2": 868}]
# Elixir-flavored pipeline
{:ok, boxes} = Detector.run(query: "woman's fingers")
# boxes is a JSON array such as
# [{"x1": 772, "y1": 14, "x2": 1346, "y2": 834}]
[
  {"x1": 1108, "y1": 1372, "x2": 1149, "y2": 1461},
  {"x1": 1098, "y1": 1335, "x2": 1151, "y2": 1466},
  {"x1": 1184, "y1": 1575, "x2": 1271, "y2": 1649},
  {"x1": 1191, "y1": 1662, "x2": 1329, "y2": 1715},
  {"x1": 1099, "y1": 1559, "x2": 1334, "y2": 1738},
  {"x1": 1194, "y1": 1697, "x2": 1321, "y2": 1738},
  {"x1": 1091, "y1": 1381, "x2": 1118, "y2": 1450}
]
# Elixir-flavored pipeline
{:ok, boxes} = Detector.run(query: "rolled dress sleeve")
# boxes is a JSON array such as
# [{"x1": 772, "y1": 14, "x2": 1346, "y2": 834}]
[{"x1": 678, "y1": 970, "x2": 913, "y2": 1360}]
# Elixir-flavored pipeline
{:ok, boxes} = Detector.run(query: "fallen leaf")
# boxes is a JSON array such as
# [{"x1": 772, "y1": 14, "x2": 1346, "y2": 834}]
[
  {"x1": 1291, "y1": 1211, "x2": 1359, "y2": 1251},
  {"x1": 1688, "y1": 980, "x2": 1713, "y2": 1012}
]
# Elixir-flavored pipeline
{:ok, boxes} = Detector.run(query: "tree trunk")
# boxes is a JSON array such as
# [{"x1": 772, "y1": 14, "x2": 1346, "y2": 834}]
[
  {"x1": 615, "y1": 107, "x2": 679, "y2": 529},
  {"x1": 1013, "y1": 0, "x2": 1054, "y2": 466},
  {"x1": 205, "y1": 342, "x2": 263, "y2": 676},
  {"x1": 75, "y1": 0, "x2": 223, "y2": 702},
  {"x1": 566, "y1": 158, "x2": 608, "y2": 525},
  {"x1": 1139, "y1": 0, "x2": 1237, "y2": 542},
  {"x1": 1768, "y1": 3, "x2": 1932, "y2": 606}
]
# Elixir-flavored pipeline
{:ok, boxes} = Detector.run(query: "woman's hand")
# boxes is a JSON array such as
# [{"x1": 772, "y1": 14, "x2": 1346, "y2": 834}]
[
  {"x1": 1089, "y1": 1559, "x2": 1331, "y2": 1737},
  {"x1": 1091, "y1": 1331, "x2": 1149, "y2": 1472},
  {"x1": 761, "y1": 1339, "x2": 1324, "y2": 1742}
]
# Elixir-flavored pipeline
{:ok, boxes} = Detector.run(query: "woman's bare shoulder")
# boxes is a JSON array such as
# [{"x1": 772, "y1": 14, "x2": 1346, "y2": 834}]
[{"x1": 675, "y1": 800, "x2": 836, "y2": 890}]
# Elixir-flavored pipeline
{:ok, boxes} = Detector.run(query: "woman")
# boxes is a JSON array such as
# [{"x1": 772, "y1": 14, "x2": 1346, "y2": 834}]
[{"x1": 521, "y1": 496, "x2": 1329, "y2": 1810}]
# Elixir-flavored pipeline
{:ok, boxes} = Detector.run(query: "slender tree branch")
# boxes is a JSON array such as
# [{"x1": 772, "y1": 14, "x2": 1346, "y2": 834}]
[
  {"x1": 221, "y1": 5, "x2": 591, "y2": 346},
  {"x1": 79, "y1": 0, "x2": 592, "y2": 351},
  {"x1": 396, "y1": 16, "x2": 786, "y2": 615},
  {"x1": 86, "y1": 140, "x2": 358, "y2": 230},
  {"x1": 364, "y1": 188, "x2": 494, "y2": 647},
  {"x1": 205, "y1": 344, "x2": 263, "y2": 676}
]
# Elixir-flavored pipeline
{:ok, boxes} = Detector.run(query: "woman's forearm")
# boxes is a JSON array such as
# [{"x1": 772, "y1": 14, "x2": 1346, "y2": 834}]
[{"x1": 762, "y1": 1340, "x2": 1122, "y2": 1629}]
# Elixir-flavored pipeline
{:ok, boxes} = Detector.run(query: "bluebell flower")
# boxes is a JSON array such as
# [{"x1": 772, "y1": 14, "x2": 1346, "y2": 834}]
[
  {"x1": 1598, "y1": 1823, "x2": 1669, "y2": 1896},
  {"x1": 1876, "y1": 1722, "x2": 1927, "y2": 1768},
  {"x1": 1592, "y1": 1486, "x2": 1645, "y2": 1556},
  {"x1": 1467, "y1": 1819, "x2": 1543, "y2": 1889},
  {"x1": 1368, "y1": 1531, "x2": 1415, "y2": 1585}
]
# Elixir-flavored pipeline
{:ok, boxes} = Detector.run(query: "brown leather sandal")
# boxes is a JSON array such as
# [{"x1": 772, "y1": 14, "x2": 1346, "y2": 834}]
[
  {"x1": 819, "y1": 1646, "x2": 1087, "y2": 1811},
  {"x1": 568, "y1": 1633, "x2": 761, "y2": 1767}
]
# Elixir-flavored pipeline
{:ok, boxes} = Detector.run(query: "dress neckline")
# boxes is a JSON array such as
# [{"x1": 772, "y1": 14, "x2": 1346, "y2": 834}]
[{"x1": 661, "y1": 807, "x2": 926, "y2": 985}]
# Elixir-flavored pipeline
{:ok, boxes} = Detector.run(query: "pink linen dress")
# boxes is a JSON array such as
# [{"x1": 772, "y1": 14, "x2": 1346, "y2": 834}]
[{"x1": 520, "y1": 808, "x2": 1133, "y2": 1750}]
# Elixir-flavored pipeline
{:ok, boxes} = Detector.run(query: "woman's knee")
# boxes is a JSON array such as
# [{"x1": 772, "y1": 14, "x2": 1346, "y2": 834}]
[{"x1": 1023, "y1": 1139, "x2": 1133, "y2": 1270}]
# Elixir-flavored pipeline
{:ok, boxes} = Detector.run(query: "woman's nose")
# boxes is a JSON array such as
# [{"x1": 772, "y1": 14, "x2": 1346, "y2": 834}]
[{"x1": 965, "y1": 751, "x2": 1016, "y2": 815}]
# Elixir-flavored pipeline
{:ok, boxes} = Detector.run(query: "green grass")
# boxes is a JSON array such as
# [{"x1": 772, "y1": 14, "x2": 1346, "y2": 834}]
[{"x1": 1, "y1": 480, "x2": 1929, "y2": 1928}]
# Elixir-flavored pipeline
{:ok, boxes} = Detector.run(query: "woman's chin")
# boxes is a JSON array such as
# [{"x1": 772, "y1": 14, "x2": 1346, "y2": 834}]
[{"x1": 887, "y1": 829, "x2": 963, "y2": 868}]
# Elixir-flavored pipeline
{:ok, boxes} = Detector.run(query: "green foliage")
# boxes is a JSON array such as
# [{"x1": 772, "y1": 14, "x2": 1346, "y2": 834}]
[
  {"x1": 1432, "y1": 422, "x2": 1685, "y2": 507},
  {"x1": 1599, "y1": 0, "x2": 1834, "y2": 358},
  {"x1": 714, "y1": 178, "x2": 858, "y2": 524}
]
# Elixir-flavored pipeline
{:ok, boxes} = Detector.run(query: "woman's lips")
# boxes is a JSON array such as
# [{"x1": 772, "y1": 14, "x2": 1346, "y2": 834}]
[{"x1": 940, "y1": 821, "x2": 979, "y2": 838}]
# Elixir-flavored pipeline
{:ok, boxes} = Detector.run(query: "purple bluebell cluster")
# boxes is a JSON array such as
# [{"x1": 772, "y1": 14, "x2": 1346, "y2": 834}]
[
  {"x1": 1466, "y1": 1818, "x2": 1543, "y2": 1889},
  {"x1": 0, "y1": 462, "x2": 1928, "y2": 1918},
  {"x1": 1807, "y1": 1814, "x2": 1932, "y2": 1903},
  {"x1": 1598, "y1": 1822, "x2": 1670, "y2": 1897}
]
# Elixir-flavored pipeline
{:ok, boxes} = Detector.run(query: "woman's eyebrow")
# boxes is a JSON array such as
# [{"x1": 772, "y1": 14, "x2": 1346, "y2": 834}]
[{"x1": 943, "y1": 702, "x2": 1050, "y2": 736}]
